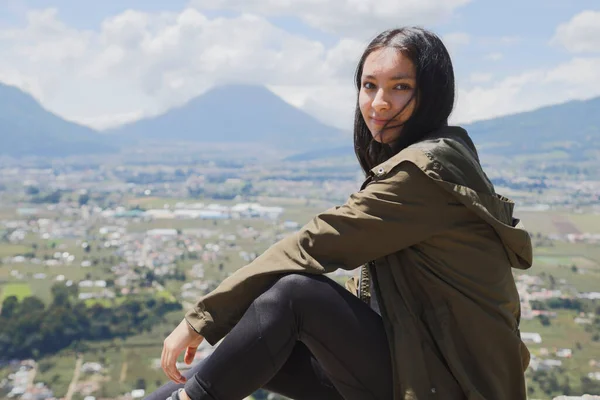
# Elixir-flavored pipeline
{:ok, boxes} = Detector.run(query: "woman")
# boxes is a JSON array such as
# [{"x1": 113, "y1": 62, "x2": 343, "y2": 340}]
[{"x1": 147, "y1": 27, "x2": 532, "y2": 400}]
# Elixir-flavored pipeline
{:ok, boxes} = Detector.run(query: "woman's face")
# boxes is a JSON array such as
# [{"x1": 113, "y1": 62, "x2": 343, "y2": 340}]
[{"x1": 359, "y1": 47, "x2": 417, "y2": 144}]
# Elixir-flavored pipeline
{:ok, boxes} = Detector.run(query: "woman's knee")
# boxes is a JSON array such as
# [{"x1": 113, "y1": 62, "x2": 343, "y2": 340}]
[
  {"x1": 270, "y1": 273, "x2": 322, "y2": 298},
  {"x1": 254, "y1": 273, "x2": 316, "y2": 309},
  {"x1": 272, "y1": 273, "x2": 316, "y2": 292}
]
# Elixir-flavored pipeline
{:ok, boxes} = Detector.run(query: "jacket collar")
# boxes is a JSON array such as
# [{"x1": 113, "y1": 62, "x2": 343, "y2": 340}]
[{"x1": 368, "y1": 126, "x2": 472, "y2": 178}]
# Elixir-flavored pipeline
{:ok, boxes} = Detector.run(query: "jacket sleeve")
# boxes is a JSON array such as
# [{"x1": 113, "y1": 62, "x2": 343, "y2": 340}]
[{"x1": 185, "y1": 162, "x2": 456, "y2": 344}]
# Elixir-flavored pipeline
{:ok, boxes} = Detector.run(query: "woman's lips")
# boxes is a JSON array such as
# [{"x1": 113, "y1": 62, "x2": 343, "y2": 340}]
[{"x1": 371, "y1": 118, "x2": 391, "y2": 126}]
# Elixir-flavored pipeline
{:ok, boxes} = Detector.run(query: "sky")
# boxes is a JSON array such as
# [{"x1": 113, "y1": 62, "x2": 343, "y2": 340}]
[{"x1": 1, "y1": 0, "x2": 599, "y2": 131}]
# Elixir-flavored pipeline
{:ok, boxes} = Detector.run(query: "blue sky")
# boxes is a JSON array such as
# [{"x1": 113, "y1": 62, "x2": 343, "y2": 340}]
[{"x1": 0, "y1": 0, "x2": 599, "y2": 130}]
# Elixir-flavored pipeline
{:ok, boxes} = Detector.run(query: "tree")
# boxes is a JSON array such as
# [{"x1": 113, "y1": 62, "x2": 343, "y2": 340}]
[
  {"x1": 43, "y1": 190, "x2": 62, "y2": 204},
  {"x1": 78, "y1": 193, "x2": 90, "y2": 206},
  {"x1": 581, "y1": 376, "x2": 600, "y2": 395},
  {"x1": 25, "y1": 185, "x2": 40, "y2": 195},
  {"x1": 20, "y1": 296, "x2": 45, "y2": 313},
  {"x1": 1, "y1": 296, "x2": 19, "y2": 318},
  {"x1": 241, "y1": 182, "x2": 253, "y2": 196},
  {"x1": 531, "y1": 300, "x2": 547, "y2": 311},
  {"x1": 548, "y1": 274, "x2": 556, "y2": 288},
  {"x1": 561, "y1": 376, "x2": 572, "y2": 395},
  {"x1": 1, "y1": 291, "x2": 181, "y2": 360},
  {"x1": 538, "y1": 314, "x2": 551, "y2": 326},
  {"x1": 136, "y1": 378, "x2": 147, "y2": 390},
  {"x1": 51, "y1": 284, "x2": 75, "y2": 307}
]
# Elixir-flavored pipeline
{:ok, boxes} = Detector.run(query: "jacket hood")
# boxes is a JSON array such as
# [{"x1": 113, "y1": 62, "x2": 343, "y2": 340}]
[{"x1": 370, "y1": 125, "x2": 533, "y2": 270}]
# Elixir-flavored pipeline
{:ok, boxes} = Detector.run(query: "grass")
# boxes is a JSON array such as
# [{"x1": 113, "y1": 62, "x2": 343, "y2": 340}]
[
  {"x1": 536, "y1": 242, "x2": 600, "y2": 263},
  {"x1": 521, "y1": 311, "x2": 596, "y2": 352},
  {"x1": 521, "y1": 309, "x2": 600, "y2": 398},
  {"x1": 534, "y1": 243, "x2": 600, "y2": 267},
  {"x1": 0, "y1": 244, "x2": 30, "y2": 258},
  {"x1": 0, "y1": 283, "x2": 32, "y2": 301},
  {"x1": 567, "y1": 212, "x2": 600, "y2": 234},
  {"x1": 84, "y1": 297, "x2": 127, "y2": 307},
  {"x1": 517, "y1": 211, "x2": 600, "y2": 235},
  {"x1": 520, "y1": 244, "x2": 600, "y2": 397},
  {"x1": 530, "y1": 242, "x2": 600, "y2": 292},
  {"x1": 33, "y1": 311, "x2": 184, "y2": 399},
  {"x1": 157, "y1": 290, "x2": 176, "y2": 302}
]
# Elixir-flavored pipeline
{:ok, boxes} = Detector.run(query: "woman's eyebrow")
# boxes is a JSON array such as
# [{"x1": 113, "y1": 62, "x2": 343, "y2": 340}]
[{"x1": 362, "y1": 74, "x2": 416, "y2": 80}]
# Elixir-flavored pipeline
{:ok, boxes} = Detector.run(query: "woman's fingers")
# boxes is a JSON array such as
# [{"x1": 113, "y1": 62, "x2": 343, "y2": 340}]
[
  {"x1": 184, "y1": 346, "x2": 197, "y2": 364},
  {"x1": 160, "y1": 344, "x2": 168, "y2": 378},
  {"x1": 162, "y1": 339, "x2": 186, "y2": 383},
  {"x1": 161, "y1": 319, "x2": 204, "y2": 383}
]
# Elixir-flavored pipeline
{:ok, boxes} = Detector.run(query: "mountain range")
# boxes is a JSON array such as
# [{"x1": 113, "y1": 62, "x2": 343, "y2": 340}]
[
  {"x1": 106, "y1": 85, "x2": 347, "y2": 152},
  {"x1": 0, "y1": 83, "x2": 117, "y2": 157},
  {"x1": 1, "y1": 82, "x2": 598, "y2": 159},
  {"x1": 466, "y1": 96, "x2": 600, "y2": 157}
]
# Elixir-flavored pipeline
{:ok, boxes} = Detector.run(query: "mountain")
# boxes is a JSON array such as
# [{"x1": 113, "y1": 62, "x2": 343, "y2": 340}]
[
  {"x1": 466, "y1": 96, "x2": 600, "y2": 157},
  {"x1": 4, "y1": 80, "x2": 596, "y2": 160},
  {"x1": 0, "y1": 83, "x2": 117, "y2": 157},
  {"x1": 288, "y1": 96, "x2": 600, "y2": 161},
  {"x1": 107, "y1": 85, "x2": 347, "y2": 151}
]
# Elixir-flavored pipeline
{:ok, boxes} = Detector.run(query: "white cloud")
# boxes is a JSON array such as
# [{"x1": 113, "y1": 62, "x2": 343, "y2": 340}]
[
  {"x1": 280, "y1": 56, "x2": 600, "y2": 130},
  {"x1": 0, "y1": 7, "x2": 365, "y2": 130},
  {"x1": 2, "y1": 5, "x2": 600, "y2": 134},
  {"x1": 468, "y1": 72, "x2": 493, "y2": 84},
  {"x1": 189, "y1": 0, "x2": 471, "y2": 37},
  {"x1": 0, "y1": 66, "x2": 46, "y2": 102},
  {"x1": 552, "y1": 10, "x2": 600, "y2": 53},
  {"x1": 485, "y1": 52, "x2": 503, "y2": 61},
  {"x1": 475, "y1": 35, "x2": 520, "y2": 47},
  {"x1": 452, "y1": 57, "x2": 600, "y2": 124},
  {"x1": 499, "y1": 35, "x2": 521, "y2": 46},
  {"x1": 443, "y1": 32, "x2": 470, "y2": 56},
  {"x1": 66, "y1": 110, "x2": 146, "y2": 130},
  {"x1": 544, "y1": 57, "x2": 600, "y2": 87},
  {"x1": 269, "y1": 83, "x2": 357, "y2": 130}
]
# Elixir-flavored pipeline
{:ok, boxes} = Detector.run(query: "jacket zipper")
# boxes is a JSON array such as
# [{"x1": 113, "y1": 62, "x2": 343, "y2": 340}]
[{"x1": 358, "y1": 264, "x2": 371, "y2": 304}]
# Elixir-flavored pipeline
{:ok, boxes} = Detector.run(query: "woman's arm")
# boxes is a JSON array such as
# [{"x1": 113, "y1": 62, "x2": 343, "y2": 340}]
[{"x1": 186, "y1": 161, "x2": 456, "y2": 344}]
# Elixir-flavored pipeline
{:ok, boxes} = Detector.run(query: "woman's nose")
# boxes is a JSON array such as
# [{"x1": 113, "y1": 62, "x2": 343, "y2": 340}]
[{"x1": 372, "y1": 89, "x2": 390, "y2": 111}]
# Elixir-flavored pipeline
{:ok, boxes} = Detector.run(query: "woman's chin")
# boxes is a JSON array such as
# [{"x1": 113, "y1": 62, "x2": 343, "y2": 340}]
[
  {"x1": 369, "y1": 128, "x2": 402, "y2": 145},
  {"x1": 370, "y1": 134, "x2": 399, "y2": 145}
]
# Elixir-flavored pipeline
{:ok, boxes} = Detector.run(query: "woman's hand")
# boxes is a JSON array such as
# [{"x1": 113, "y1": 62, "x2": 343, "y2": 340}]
[{"x1": 161, "y1": 318, "x2": 205, "y2": 383}]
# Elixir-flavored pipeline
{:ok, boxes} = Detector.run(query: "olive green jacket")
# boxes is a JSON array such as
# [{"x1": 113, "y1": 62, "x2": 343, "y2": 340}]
[{"x1": 185, "y1": 126, "x2": 532, "y2": 399}]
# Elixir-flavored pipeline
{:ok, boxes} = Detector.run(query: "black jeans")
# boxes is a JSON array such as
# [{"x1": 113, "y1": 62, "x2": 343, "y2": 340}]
[{"x1": 145, "y1": 273, "x2": 393, "y2": 400}]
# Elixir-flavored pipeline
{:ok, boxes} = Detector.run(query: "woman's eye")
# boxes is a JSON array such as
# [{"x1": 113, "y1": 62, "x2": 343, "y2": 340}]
[
  {"x1": 395, "y1": 83, "x2": 412, "y2": 90},
  {"x1": 362, "y1": 82, "x2": 375, "y2": 89}
]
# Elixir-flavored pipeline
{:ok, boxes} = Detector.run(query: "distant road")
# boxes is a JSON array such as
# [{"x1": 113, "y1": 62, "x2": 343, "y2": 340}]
[
  {"x1": 26, "y1": 361, "x2": 38, "y2": 390},
  {"x1": 64, "y1": 354, "x2": 83, "y2": 400}
]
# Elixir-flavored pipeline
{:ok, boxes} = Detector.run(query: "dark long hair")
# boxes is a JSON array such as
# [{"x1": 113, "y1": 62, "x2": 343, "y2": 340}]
[{"x1": 354, "y1": 27, "x2": 456, "y2": 175}]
